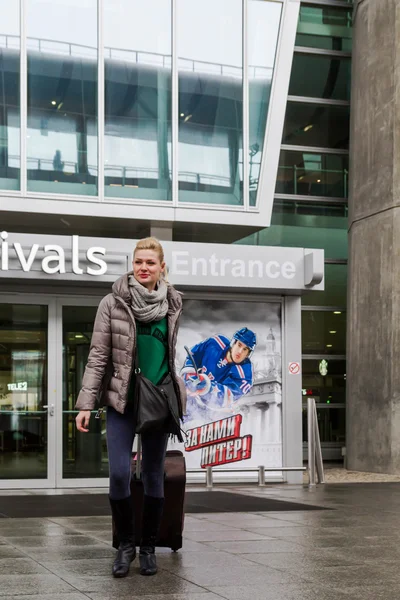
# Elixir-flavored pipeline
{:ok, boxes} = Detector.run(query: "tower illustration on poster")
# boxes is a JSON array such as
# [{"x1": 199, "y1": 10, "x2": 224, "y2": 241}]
[{"x1": 169, "y1": 299, "x2": 283, "y2": 472}]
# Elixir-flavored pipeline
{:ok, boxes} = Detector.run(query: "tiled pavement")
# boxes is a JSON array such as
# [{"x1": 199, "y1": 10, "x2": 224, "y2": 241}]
[{"x1": 1, "y1": 482, "x2": 400, "y2": 599}]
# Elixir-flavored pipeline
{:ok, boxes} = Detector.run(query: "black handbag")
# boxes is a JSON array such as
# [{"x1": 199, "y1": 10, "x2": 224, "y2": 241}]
[{"x1": 134, "y1": 354, "x2": 182, "y2": 440}]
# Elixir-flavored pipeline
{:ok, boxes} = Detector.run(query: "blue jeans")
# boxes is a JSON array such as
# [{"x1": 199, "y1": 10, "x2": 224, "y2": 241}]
[{"x1": 106, "y1": 405, "x2": 168, "y2": 500}]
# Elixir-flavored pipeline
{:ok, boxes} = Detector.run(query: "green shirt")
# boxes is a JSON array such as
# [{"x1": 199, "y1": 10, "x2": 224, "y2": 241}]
[{"x1": 128, "y1": 317, "x2": 169, "y2": 403}]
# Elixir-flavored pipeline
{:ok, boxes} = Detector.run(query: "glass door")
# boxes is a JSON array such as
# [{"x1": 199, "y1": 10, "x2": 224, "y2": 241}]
[
  {"x1": 0, "y1": 297, "x2": 56, "y2": 488},
  {"x1": 56, "y1": 298, "x2": 109, "y2": 487}
]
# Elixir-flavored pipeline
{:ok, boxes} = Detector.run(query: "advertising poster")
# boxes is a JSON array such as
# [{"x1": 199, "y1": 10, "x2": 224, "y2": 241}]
[{"x1": 170, "y1": 299, "x2": 283, "y2": 473}]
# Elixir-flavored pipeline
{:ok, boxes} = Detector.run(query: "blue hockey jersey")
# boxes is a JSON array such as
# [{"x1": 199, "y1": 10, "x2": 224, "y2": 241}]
[{"x1": 182, "y1": 335, "x2": 254, "y2": 409}]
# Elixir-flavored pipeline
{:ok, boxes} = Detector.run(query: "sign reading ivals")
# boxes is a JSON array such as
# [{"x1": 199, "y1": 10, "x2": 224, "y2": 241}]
[{"x1": 1, "y1": 231, "x2": 107, "y2": 276}]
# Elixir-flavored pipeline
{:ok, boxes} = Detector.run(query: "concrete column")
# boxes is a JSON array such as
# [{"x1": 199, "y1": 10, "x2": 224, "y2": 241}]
[{"x1": 347, "y1": 0, "x2": 400, "y2": 472}]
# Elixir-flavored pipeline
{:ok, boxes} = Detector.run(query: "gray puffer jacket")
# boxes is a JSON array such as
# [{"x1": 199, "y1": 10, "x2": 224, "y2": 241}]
[{"x1": 75, "y1": 273, "x2": 187, "y2": 417}]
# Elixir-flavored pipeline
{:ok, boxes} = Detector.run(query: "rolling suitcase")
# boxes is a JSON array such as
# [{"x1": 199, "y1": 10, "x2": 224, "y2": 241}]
[{"x1": 112, "y1": 436, "x2": 186, "y2": 552}]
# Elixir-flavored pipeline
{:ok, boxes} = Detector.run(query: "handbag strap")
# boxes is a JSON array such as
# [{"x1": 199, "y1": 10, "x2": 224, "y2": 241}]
[{"x1": 134, "y1": 348, "x2": 140, "y2": 374}]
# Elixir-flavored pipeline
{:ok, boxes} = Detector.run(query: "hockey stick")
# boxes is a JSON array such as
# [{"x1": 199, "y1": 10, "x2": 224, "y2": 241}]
[{"x1": 184, "y1": 345, "x2": 200, "y2": 380}]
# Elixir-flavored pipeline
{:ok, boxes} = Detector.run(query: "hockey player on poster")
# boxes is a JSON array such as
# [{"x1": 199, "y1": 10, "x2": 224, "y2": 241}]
[{"x1": 180, "y1": 328, "x2": 256, "y2": 422}]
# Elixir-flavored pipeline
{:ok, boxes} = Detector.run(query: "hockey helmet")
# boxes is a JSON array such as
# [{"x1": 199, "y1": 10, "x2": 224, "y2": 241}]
[{"x1": 231, "y1": 327, "x2": 257, "y2": 357}]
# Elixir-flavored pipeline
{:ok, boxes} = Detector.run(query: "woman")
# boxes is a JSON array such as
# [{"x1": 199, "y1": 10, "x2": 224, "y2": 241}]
[{"x1": 75, "y1": 237, "x2": 186, "y2": 578}]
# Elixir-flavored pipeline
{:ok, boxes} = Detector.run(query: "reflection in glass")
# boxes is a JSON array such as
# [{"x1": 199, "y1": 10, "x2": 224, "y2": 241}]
[
  {"x1": 104, "y1": 0, "x2": 172, "y2": 200},
  {"x1": 273, "y1": 200, "x2": 347, "y2": 219},
  {"x1": 27, "y1": 0, "x2": 98, "y2": 195},
  {"x1": 0, "y1": 305, "x2": 48, "y2": 479},
  {"x1": 276, "y1": 150, "x2": 348, "y2": 197},
  {"x1": 0, "y1": 1, "x2": 20, "y2": 190},
  {"x1": 296, "y1": 4, "x2": 352, "y2": 52},
  {"x1": 249, "y1": 0, "x2": 282, "y2": 206},
  {"x1": 302, "y1": 359, "x2": 346, "y2": 446},
  {"x1": 302, "y1": 311, "x2": 346, "y2": 356},
  {"x1": 302, "y1": 405, "x2": 346, "y2": 445},
  {"x1": 282, "y1": 102, "x2": 350, "y2": 150},
  {"x1": 289, "y1": 54, "x2": 351, "y2": 101},
  {"x1": 178, "y1": 0, "x2": 243, "y2": 205},
  {"x1": 63, "y1": 306, "x2": 108, "y2": 478},
  {"x1": 237, "y1": 212, "x2": 348, "y2": 260}
]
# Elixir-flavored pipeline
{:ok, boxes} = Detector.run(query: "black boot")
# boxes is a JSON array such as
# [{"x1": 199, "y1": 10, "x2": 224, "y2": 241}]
[
  {"x1": 139, "y1": 495, "x2": 164, "y2": 576},
  {"x1": 109, "y1": 496, "x2": 136, "y2": 578}
]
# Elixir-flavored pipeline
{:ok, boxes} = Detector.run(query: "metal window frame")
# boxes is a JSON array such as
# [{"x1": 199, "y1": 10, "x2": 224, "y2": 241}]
[
  {"x1": 287, "y1": 95, "x2": 350, "y2": 106},
  {"x1": 274, "y1": 193, "x2": 347, "y2": 204},
  {"x1": 243, "y1": 0, "x2": 249, "y2": 211},
  {"x1": 98, "y1": 0, "x2": 104, "y2": 202},
  {"x1": 294, "y1": 45, "x2": 351, "y2": 58},
  {"x1": 281, "y1": 144, "x2": 349, "y2": 155},
  {"x1": 253, "y1": 0, "x2": 301, "y2": 219},
  {"x1": 20, "y1": 0, "x2": 27, "y2": 196}
]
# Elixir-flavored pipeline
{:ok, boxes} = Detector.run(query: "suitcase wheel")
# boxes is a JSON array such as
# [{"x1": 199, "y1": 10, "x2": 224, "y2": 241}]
[{"x1": 171, "y1": 547, "x2": 179, "y2": 553}]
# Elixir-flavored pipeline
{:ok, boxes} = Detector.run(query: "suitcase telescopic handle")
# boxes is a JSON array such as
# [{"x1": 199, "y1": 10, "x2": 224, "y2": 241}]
[{"x1": 136, "y1": 434, "x2": 142, "y2": 480}]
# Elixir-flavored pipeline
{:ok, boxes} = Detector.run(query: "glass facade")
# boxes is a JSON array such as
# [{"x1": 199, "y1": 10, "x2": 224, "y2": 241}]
[
  {"x1": 178, "y1": 0, "x2": 243, "y2": 205},
  {"x1": 0, "y1": 1, "x2": 20, "y2": 191},
  {"x1": 296, "y1": 4, "x2": 352, "y2": 52},
  {"x1": 0, "y1": 0, "x2": 283, "y2": 208},
  {"x1": 0, "y1": 304, "x2": 48, "y2": 479},
  {"x1": 104, "y1": 0, "x2": 172, "y2": 200},
  {"x1": 0, "y1": 0, "x2": 353, "y2": 478},
  {"x1": 276, "y1": 150, "x2": 348, "y2": 197},
  {"x1": 27, "y1": 0, "x2": 98, "y2": 195},
  {"x1": 239, "y1": 0, "x2": 352, "y2": 460},
  {"x1": 282, "y1": 102, "x2": 350, "y2": 149},
  {"x1": 289, "y1": 54, "x2": 351, "y2": 101}
]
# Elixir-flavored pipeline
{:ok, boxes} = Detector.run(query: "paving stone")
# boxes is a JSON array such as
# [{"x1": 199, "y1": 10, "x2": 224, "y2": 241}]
[
  {"x1": 169, "y1": 564, "x2": 299, "y2": 587},
  {"x1": 205, "y1": 539, "x2": 306, "y2": 554},
  {"x1": 208, "y1": 584, "x2": 357, "y2": 600},
  {"x1": 0, "y1": 595, "x2": 88, "y2": 600},
  {"x1": 87, "y1": 594, "x2": 219, "y2": 600},
  {"x1": 0, "y1": 558, "x2": 49, "y2": 575},
  {"x1": 0, "y1": 574, "x2": 76, "y2": 596},
  {"x1": 49, "y1": 571, "x2": 207, "y2": 595},
  {"x1": 183, "y1": 529, "x2": 271, "y2": 542}
]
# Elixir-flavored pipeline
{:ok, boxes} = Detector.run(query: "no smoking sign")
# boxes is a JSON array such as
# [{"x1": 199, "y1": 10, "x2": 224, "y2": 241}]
[{"x1": 288, "y1": 362, "x2": 301, "y2": 375}]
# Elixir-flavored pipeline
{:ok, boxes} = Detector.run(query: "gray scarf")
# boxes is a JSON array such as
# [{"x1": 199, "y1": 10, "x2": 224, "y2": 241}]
[{"x1": 128, "y1": 274, "x2": 169, "y2": 322}]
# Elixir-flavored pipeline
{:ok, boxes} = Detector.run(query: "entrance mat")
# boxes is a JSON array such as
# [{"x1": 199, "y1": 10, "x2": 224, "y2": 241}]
[{"x1": 0, "y1": 491, "x2": 328, "y2": 518}]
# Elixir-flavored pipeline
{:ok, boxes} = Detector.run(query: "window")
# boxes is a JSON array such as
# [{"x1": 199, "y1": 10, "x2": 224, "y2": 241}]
[
  {"x1": 296, "y1": 4, "x2": 352, "y2": 52},
  {"x1": 302, "y1": 310, "x2": 346, "y2": 356},
  {"x1": 178, "y1": 0, "x2": 243, "y2": 205},
  {"x1": 27, "y1": 0, "x2": 98, "y2": 195},
  {"x1": 282, "y1": 102, "x2": 350, "y2": 150},
  {"x1": 289, "y1": 54, "x2": 351, "y2": 101},
  {"x1": 0, "y1": 1, "x2": 20, "y2": 190},
  {"x1": 104, "y1": 0, "x2": 172, "y2": 201},
  {"x1": 276, "y1": 149, "x2": 348, "y2": 198}
]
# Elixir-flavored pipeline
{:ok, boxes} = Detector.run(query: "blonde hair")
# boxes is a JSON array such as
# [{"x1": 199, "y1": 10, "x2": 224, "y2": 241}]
[{"x1": 133, "y1": 237, "x2": 168, "y2": 280}]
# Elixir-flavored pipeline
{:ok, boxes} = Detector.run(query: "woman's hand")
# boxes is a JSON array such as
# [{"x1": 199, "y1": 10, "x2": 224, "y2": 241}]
[{"x1": 76, "y1": 410, "x2": 91, "y2": 433}]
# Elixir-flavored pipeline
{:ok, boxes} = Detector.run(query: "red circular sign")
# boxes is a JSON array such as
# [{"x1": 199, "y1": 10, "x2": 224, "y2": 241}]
[{"x1": 289, "y1": 362, "x2": 300, "y2": 375}]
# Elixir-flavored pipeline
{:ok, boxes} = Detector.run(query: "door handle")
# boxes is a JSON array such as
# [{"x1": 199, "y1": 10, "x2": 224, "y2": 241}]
[{"x1": 43, "y1": 404, "x2": 55, "y2": 417}]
